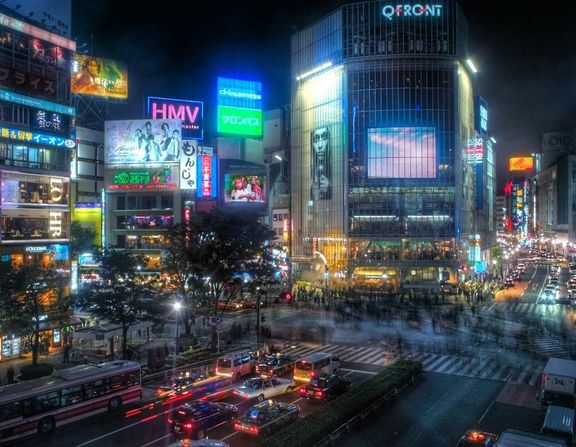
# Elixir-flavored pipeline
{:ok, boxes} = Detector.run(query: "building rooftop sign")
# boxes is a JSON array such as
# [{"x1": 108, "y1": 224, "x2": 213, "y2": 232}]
[{"x1": 382, "y1": 4, "x2": 443, "y2": 20}]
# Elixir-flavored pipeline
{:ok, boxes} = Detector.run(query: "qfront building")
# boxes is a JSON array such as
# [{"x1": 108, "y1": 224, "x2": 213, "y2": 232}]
[{"x1": 291, "y1": 0, "x2": 491, "y2": 292}]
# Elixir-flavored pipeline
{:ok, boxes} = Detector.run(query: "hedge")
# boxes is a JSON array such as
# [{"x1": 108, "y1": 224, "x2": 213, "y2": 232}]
[{"x1": 263, "y1": 360, "x2": 423, "y2": 447}]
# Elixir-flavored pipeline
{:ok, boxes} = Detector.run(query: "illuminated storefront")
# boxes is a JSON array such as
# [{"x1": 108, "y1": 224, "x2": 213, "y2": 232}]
[
  {"x1": 291, "y1": 0, "x2": 477, "y2": 292},
  {"x1": 0, "y1": 10, "x2": 75, "y2": 358}
]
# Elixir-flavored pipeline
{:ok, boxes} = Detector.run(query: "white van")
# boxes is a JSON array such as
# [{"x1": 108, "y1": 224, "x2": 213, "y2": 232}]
[
  {"x1": 293, "y1": 352, "x2": 340, "y2": 383},
  {"x1": 215, "y1": 352, "x2": 257, "y2": 381},
  {"x1": 541, "y1": 405, "x2": 575, "y2": 446}
]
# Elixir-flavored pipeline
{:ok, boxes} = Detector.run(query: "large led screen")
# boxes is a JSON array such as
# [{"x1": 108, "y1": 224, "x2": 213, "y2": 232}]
[
  {"x1": 367, "y1": 127, "x2": 437, "y2": 179},
  {"x1": 509, "y1": 157, "x2": 534, "y2": 172},
  {"x1": 105, "y1": 119, "x2": 182, "y2": 164},
  {"x1": 71, "y1": 54, "x2": 128, "y2": 99},
  {"x1": 223, "y1": 174, "x2": 266, "y2": 203}
]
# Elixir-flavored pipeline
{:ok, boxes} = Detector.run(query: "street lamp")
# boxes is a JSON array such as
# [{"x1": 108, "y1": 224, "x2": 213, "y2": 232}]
[{"x1": 173, "y1": 301, "x2": 182, "y2": 356}]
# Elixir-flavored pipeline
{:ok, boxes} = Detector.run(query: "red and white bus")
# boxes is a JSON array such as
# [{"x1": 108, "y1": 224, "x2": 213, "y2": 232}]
[{"x1": 0, "y1": 360, "x2": 142, "y2": 443}]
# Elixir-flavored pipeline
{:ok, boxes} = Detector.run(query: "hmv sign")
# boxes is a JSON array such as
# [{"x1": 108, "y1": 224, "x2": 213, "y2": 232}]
[{"x1": 147, "y1": 96, "x2": 204, "y2": 140}]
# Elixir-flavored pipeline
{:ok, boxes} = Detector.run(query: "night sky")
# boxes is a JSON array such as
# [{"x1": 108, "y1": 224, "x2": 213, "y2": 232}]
[{"x1": 71, "y1": 1, "x2": 576, "y2": 192}]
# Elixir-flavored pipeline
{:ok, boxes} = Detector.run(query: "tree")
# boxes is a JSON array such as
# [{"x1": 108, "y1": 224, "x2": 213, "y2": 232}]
[
  {"x1": 163, "y1": 223, "x2": 210, "y2": 337},
  {"x1": 165, "y1": 209, "x2": 276, "y2": 350},
  {"x1": 73, "y1": 249, "x2": 162, "y2": 359},
  {"x1": 0, "y1": 262, "x2": 69, "y2": 367},
  {"x1": 69, "y1": 221, "x2": 97, "y2": 259}
]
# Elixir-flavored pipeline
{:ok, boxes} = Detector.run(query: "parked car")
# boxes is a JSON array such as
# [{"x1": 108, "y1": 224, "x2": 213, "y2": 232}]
[
  {"x1": 300, "y1": 373, "x2": 351, "y2": 401},
  {"x1": 168, "y1": 400, "x2": 238, "y2": 440},
  {"x1": 232, "y1": 400, "x2": 299, "y2": 437},
  {"x1": 233, "y1": 377, "x2": 295, "y2": 401}
]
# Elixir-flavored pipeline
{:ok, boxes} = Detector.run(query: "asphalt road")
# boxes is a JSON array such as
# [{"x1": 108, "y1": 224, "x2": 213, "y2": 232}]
[{"x1": 335, "y1": 372, "x2": 541, "y2": 447}]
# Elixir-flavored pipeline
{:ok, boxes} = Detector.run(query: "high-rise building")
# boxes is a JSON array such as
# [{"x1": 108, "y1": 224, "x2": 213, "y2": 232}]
[
  {"x1": 290, "y1": 0, "x2": 488, "y2": 292},
  {"x1": 0, "y1": 4, "x2": 76, "y2": 358}
]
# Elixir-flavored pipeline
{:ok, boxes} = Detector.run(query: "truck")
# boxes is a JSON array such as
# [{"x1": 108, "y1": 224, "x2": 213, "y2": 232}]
[
  {"x1": 495, "y1": 428, "x2": 567, "y2": 447},
  {"x1": 539, "y1": 358, "x2": 576, "y2": 411}
]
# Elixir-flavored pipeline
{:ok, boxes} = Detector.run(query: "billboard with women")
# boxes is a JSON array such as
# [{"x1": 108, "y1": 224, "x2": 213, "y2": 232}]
[
  {"x1": 104, "y1": 119, "x2": 182, "y2": 164},
  {"x1": 219, "y1": 159, "x2": 267, "y2": 211}
]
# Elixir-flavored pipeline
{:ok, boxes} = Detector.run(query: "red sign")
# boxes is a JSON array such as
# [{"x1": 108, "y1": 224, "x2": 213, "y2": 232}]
[{"x1": 200, "y1": 154, "x2": 212, "y2": 197}]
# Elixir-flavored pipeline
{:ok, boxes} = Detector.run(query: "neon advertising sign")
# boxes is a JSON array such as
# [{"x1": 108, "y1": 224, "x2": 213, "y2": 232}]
[
  {"x1": 0, "y1": 125, "x2": 75, "y2": 148},
  {"x1": 108, "y1": 169, "x2": 177, "y2": 191},
  {"x1": 382, "y1": 4, "x2": 443, "y2": 20},
  {"x1": 147, "y1": 97, "x2": 203, "y2": 140},
  {"x1": 196, "y1": 154, "x2": 218, "y2": 199}
]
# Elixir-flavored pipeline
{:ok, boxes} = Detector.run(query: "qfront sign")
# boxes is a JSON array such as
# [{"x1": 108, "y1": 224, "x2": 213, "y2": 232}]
[{"x1": 382, "y1": 4, "x2": 443, "y2": 20}]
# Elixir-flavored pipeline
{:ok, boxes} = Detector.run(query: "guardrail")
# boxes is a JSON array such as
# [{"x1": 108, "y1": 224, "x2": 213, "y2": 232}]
[{"x1": 314, "y1": 383, "x2": 408, "y2": 447}]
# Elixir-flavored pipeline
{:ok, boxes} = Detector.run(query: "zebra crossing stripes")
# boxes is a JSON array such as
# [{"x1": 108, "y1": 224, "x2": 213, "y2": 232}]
[
  {"x1": 408, "y1": 352, "x2": 544, "y2": 385},
  {"x1": 485, "y1": 302, "x2": 571, "y2": 316},
  {"x1": 280, "y1": 342, "x2": 545, "y2": 384}
]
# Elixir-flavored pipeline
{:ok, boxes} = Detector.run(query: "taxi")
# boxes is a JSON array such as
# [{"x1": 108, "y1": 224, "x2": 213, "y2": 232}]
[
  {"x1": 156, "y1": 372, "x2": 205, "y2": 397},
  {"x1": 456, "y1": 430, "x2": 498, "y2": 447},
  {"x1": 232, "y1": 377, "x2": 295, "y2": 401},
  {"x1": 256, "y1": 354, "x2": 295, "y2": 378},
  {"x1": 232, "y1": 399, "x2": 299, "y2": 437}
]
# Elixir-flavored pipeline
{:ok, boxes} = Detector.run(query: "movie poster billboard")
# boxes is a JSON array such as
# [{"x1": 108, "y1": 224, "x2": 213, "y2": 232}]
[
  {"x1": 71, "y1": 54, "x2": 128, "y2": 99},
  {"x1": 104, "y1": 119, "x2": 181, "y2": 164}
]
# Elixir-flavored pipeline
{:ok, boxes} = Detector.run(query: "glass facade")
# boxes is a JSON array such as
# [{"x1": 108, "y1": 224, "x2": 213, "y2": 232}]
[{"x1": 291, "y1": 0, "x2": 478, "y2": 290}]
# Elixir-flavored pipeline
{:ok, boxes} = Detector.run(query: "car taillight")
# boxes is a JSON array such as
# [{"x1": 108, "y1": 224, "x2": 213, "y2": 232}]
[
  {"x1": 234, "y1": 422, "x2": 242, "y2": 430},
  {"x1": 168, "y1": 418, "x2": 173, "y2": 424},
  {"x1": 184, "y1": 422, "x2": 193, "y2": 430},
  {"x1": 315, "y1": 390, "x2": 323, "y2": 397},
  {"x1": 300, "y1": 387, "x2": 306, "y2": 396}
]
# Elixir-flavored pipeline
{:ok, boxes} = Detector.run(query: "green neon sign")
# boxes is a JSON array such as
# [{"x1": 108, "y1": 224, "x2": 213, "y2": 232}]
[{"x1": 217, "y1": 106, "x2": 262, "y2": 137}]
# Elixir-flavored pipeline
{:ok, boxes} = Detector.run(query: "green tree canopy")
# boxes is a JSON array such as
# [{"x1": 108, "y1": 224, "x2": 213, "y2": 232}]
[
  {"x1": 0, "y1": 262, "x2": 69, "y2": 367},
  {"x1": 73, "y1": 249, "x2": 162, "y2": 359}
]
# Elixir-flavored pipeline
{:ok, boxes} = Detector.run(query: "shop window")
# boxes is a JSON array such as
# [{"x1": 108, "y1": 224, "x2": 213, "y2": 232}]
[
  {"x1": 14, "y1": 106, "x2": 28, "y2": 125},
  {"x1": 160, "y1": 195, "x2": 173, "y2": 209}
]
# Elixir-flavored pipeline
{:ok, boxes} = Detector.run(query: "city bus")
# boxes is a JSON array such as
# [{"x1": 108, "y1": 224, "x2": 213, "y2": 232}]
[{"x1": 0, "y1": 360, "x2": 142, "y2": 443}]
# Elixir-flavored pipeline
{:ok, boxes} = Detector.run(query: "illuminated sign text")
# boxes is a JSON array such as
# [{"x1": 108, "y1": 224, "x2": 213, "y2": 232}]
[
  {"x1": 147, "y1": 97, "x2": 203, "y2": 140},
  {"x1": 382, "y1": 4, "x2": 443, "y2": 20}
]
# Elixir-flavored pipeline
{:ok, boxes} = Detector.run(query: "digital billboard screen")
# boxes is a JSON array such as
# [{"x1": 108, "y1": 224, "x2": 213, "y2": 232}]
[
  {"x1": 223, "y1": 174, "x2": 266, "y2": 203},
  {"x1": 71, "y1": 54, "x2": 128, "y2": 99},
  {"x1": 104, "y1": 119, "x2": 182, "y2": 164},
  {"x1": 217, "y1": 77, "x2": 262, "y2": 137},
  {"x1": 367, "y1": 127, "x2": 437, "y2": 179},
  {"x1": 509, "y1": 156, "x2": 534, "y2": 172},
  {"x1": 147, "y1": 96, "x2": 203, "y2": 140}
]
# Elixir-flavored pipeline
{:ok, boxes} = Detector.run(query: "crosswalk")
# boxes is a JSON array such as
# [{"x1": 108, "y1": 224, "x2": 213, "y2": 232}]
[
  {"x1": 483, "y1": 301, "x2": 573, "y2": 317},
  {"x1": 279, "y1": 342, "x2": 545, "y2": 385}
]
